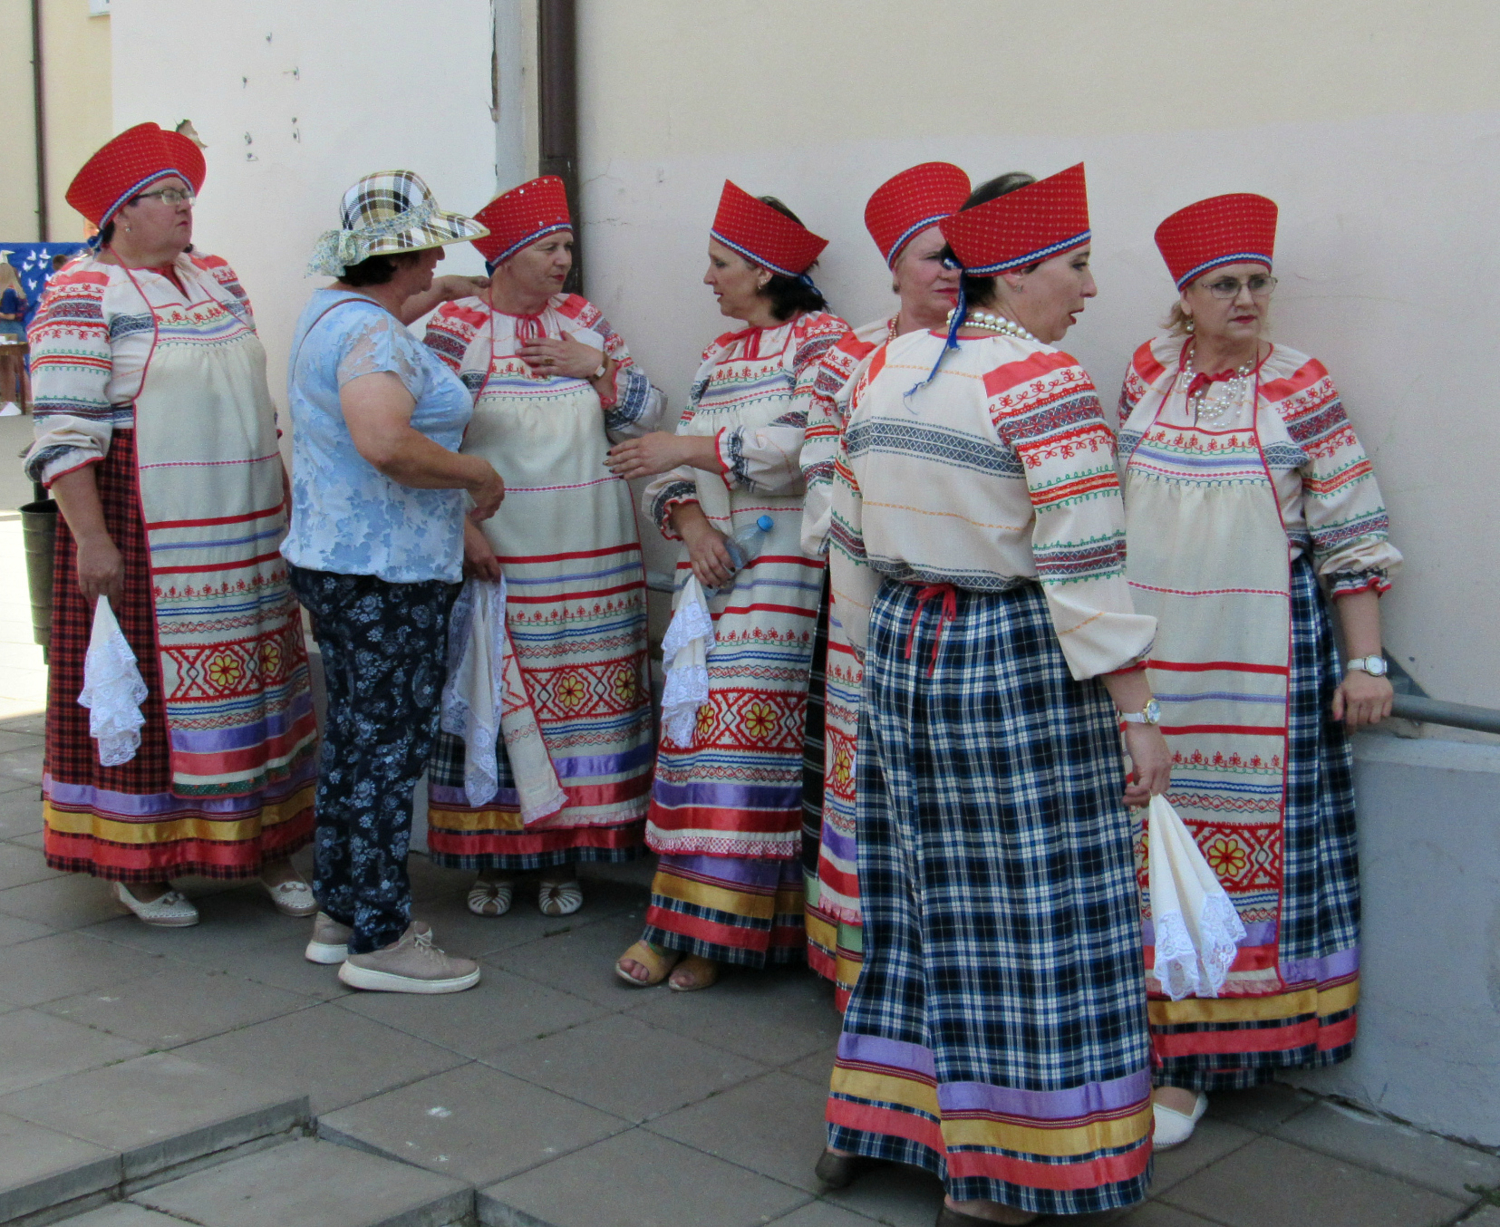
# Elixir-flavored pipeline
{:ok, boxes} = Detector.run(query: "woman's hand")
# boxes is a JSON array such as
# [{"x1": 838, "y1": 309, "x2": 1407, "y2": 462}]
[
  {"x1": 1332, "y1": 671, "x2": 1393, "y2": 728},
  {"x1": 466, "y1": 459, "x2": 506, "y2": 522},
  {"x1": 605, "y1": 431, "x2": 690, "y2": 480},
  {"x1": 675, "y1": 506, "x2": 735, "y2": 590},
  {"x1": 1122, "y1": 724, "x2": 1171, "y2": 807},
  {"x1": 462, "y1": 519, "x2": 502, "y2": 582},
  {"x1": 518, "y1": 330, "x2": 606, "y2": 381},
  {"x1": 436, "y1": 274, "x2": 488, "y2": 303},
  {"x1": 74, "y1": 531, "x2": 124, "y2": 610}
]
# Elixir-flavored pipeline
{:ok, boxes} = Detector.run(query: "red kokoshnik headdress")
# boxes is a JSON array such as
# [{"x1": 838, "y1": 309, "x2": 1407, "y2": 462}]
[
  {"x1": 1154, "y1": 193, "x2": 1278, "y2": 289},
  {"x1": 864, "y1": 162, "x2": 971, "y2": 269},
  {"x1": 938, "y1": 162, "x2": 1091, "y2": 275},
  {"x1": 66, "y1": 122, "x2": 207, "y2": 230},
  {"x1": 472, "y1": 176, "x2": 572, "y2": 270},
  {"x1": 710, "y1": 180, "x2": 828, "y2": 278}
]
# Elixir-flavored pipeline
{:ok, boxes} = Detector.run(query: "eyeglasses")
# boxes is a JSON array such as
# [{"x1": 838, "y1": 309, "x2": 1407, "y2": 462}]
[
  {"x1": 1198, "y1": 273, "x2": 1276, "y2": 299},
  {"x1": 132, "y1": 188, "x2": 195, "y2": 207}
]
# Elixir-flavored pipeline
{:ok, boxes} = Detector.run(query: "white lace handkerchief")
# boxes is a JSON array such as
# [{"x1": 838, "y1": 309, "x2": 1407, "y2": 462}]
[
  {"x1": 1148, "y1": 794, "x2": 1249, "y2": 1000},
  {"x1": 660, "y1": 575, "x2": 715, "y2": 748},
  {"x1": 440, "y1": 578, "x2": 567, "y2": 825},
  {"x1": 77, "y1": 598, "x2": 148, "y2": 767}
]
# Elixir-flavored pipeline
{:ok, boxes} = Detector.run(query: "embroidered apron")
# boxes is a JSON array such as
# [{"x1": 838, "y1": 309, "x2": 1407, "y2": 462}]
[
  {"x1": 458, "y1": 310, "x2": 651, "y2": 826},
  {"x1": 125, "y1": 268, "x2": 314, "y2": 798},
  {"x1": 1122, "y1": 364, "x2": 1292, "y2": 1000}
]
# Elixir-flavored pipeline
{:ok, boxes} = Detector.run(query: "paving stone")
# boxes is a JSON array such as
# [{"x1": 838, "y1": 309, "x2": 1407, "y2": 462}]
[
  {"x1": 0, "y1": 1052, "x2": 307, "y2": 1182},
  {"x1": 0, "y1": 872, "x2": 127, "y2": 930},
  {"x1": 1272, "y1": 1101, "x2": 1500, "y2": 1200},
  {"x1": 0, "y1": 712, "x2": 45, "y2": 737},
  {"x1": 0, "y1": 729, "x2": 44, "y2": 756},
  {"x1": 136, "y1": 1136, "x2": 472, "y2": 1227},
  {"x1": 0, "y1": 1007, "x2": 146, "y2": 1095},
  {"x1": 486, "y1": 1011, "x2": 766, "y2": 1124},
  {"x1": 336, "y1": 965, "x2": 609, "y2": 1061},
  {"x1": 0, "y1": 929, "x2": 168, "y2": 1006},
  {"x1": 1202, "y1": 1083, "x2": 1316, "y2": 1133},
  {"x1": 0, "y1": 839, "x2": 64, "y2": 889},
  {"x1": 0, "y1": 1110, "x2": 119, "y2": 1223},
  {"x1": 784, "y1": 1044, "x2": 838, "y2": 1087},
  {"x1": 1161, "y1": 1135, "x2": 1465, "y2": 1227},
  {"x1": 166, "y1": 929, "x2": 357, "y2": 1000},
  {"x1": 478, "y1": 1127, "x2": 808, "y2": 1227},
  {"x1": 59, "y1": 1206, "x2": 193, "y2": 1226},
  {"x1": 12, "y1": 829, "x2": 46, "y2": 850},
  {"x1": 319, "y1": 1062, "x2": 625, "y2": 1187},
  {"x1": 1112, "y1": 1205, "x2": 1226, "y2": 1226},
  {"x1": 766, "y1": 1201, "x2": 884, "y2": 1226},
  {"x1": 647, "y1": 1070, "x2": 831, "y2": 1191},
  {"x1": 0, "y1": 788, "x2": 45, "y2": 840},
  {"x1": 485, "y1": 905, "x2": 656, "y2": 1007},
  {"x1": 0, "y1": 746, "x2": 43, "y2": 787},
  {"x1": 0, "y1": 910, "x2": 54, "y2": 946},
  {"x1": 625, "y1": 963, "x2": 842, "y2": 1066},
  {"x1": 1148, "y1": 1116, "x2": 1258, "y2": 1195},
  {"x1": 40, "y1": 964, "x2": 312, "y2": 1046},
  {"x1": 1464, "y1": 1208, "x2": 1500, "y2": 1225},
  {"x1": 823, "y1": 1163, "x2": 947, "y2": 1227},
  {"x1": 174, "y1": 1000, "x2": 468, "y2": 1114}
]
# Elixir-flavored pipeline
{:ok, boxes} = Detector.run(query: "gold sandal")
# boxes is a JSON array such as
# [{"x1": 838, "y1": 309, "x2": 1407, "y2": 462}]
[
  {"x1": 615, "y1": 940, "x2": 681, "y2": 987},
  {"x1": 669, "y1": 954, "x2": 719, "y2": 992}
]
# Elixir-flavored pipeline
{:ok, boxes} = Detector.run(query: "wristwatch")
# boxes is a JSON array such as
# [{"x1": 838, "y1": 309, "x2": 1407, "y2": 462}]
[
  {"x1": 1345, "y1": 654, "x2": 1388, "y2": 677},
  {"x1": 1120, "y1": 697, "x2": 1162, "y2": 726},
  {"x1": 590, "y1": 358, "x2": 609, "y2": 380}
]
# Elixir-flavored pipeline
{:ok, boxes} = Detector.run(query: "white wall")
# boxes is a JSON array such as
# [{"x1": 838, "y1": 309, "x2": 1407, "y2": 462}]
[
  {"x1": 111, "y1": 0, "x2": 512, "y2": 411},
  {"x1": 576, "y1": 0, "x2": 1500, "y2": 711}
]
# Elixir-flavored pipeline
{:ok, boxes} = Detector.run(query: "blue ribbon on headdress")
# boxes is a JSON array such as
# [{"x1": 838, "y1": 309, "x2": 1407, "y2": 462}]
[{"x1": 905, "y1": 269, "x2": 967, "y2": 403}]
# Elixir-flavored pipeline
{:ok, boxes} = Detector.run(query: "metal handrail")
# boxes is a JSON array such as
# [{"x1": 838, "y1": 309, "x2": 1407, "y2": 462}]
[{"x1": 1390, "y1": 694, "x2": 1500, "y2": 736}]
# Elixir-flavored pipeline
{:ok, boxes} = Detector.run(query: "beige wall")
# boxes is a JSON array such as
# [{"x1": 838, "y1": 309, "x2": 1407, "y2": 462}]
[
  {"x1": 0, "y1": 0, "x2": 111, "y2": 242},
  {"x1": 575, "y1": 0, "x2": 1500, "y2": 710}
]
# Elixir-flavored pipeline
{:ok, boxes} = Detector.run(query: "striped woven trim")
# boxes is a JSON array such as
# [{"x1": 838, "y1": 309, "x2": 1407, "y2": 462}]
[
  {"x1": 1175, "y1": 251, "x2": 1273, "y2": 288},
  {"x1": 486, "y1": 221, "x2": 574, "y2": 271},
  {"x1": 709, "y1": 229, "x2": 800, "y2": 279},
  {"x1": 884, "y1": 213, "x2": 948, "y2": 268},
  {"x1": 966, "y1": 229, "x2": 1092, "y2": 275},
  {"x1": 101, "y1": 168, "x2": 196, "y2": 228}
]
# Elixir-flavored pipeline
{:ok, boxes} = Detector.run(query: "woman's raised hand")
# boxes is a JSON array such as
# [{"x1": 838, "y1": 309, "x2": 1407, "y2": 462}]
[{"x1": 518, "y1": 330, "x2": 606, "y2": 381}]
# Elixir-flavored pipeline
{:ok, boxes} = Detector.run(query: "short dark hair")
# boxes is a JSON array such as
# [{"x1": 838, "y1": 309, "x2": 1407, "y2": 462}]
[
  {"x1": 939, "y1": 172, "x2": 1037, "y2": 308},
  {"x1": 756, "y1": 195, "x2": 828, "y2": 321},
  {"x1": 98, "y1": 220, "x2": 115, "y2": 247},
  {"x1": 338, "y1": 250, "x2": 426, "y2": 287}
]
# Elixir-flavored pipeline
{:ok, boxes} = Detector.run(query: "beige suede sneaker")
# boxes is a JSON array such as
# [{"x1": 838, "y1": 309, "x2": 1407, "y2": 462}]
[
  {"x1": 337, "y1": 922, "x2": 481, "y2": 994},
  {"x1": 304, "y1": 912, "x2": 352, "y2": 965}
]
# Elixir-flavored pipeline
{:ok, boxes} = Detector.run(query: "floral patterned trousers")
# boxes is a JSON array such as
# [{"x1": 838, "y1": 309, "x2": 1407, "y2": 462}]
[{"x1": 289, "y1": 566, "x2": 457, "y2": 954}]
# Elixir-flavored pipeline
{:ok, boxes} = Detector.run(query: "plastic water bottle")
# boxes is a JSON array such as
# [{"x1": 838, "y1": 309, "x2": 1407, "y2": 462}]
[{"x1": 705, "y1": 515, "x2": 774, "y2": 598}]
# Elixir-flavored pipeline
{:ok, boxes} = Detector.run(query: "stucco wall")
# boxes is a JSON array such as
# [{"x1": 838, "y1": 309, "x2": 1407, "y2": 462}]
[{"x1": 574, "y1": 0, "x2": 1500, "y2": 710}]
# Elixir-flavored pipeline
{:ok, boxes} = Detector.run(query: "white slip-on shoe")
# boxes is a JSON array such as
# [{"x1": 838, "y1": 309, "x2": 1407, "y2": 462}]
[
  {"x1": 467, "y1": 876, "x2": 513, "y2": 917},
  {"x1": 1152, "y1": 1091, "x2": 1208, "y2": 1149},
  {"x1": 263, "y1": 875, "x2": 318, "y2": 917},
  {"x1": 338, "y1": 922, "x2": 480, "y2": 994},
  {"x1": 304, "y1": 911, "x2": 352, "y2": 964},
  {"x1": 537, "y1": 877, "x2": 583, "y2": 917},
  {"x1": 113, "y1": 882, "x2": 199, "y2": 927}
]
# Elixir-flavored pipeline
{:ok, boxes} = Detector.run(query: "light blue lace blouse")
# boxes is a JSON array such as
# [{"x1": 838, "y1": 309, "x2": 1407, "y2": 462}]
[{"x1": 281, "y1": 289, "x2": 473, "y2": 583}]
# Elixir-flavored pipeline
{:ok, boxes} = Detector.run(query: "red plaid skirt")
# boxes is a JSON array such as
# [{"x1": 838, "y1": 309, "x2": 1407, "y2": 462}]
[{"x1": 43, "y1": 432, "x2": 314, "y2": 881}]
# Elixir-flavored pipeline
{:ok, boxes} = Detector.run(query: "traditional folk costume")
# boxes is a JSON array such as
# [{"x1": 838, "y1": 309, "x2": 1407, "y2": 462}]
[
  {"x1": 639, "y1": 182, "x2": 850, "y2": 967},
  {"x1": 826, "y1": 165, "x2": 1158, "y2": 1216},
  {"x1": 1119, "y1": 195, "x2": 1400, "y2": 1089},
  {"x1": 799, "y1": 162, "x2": 970, "y2": 1009},
  {"x1": 24, "y1": 125, "x2": 317, "y2": 883},
  {"x1": 421, "y1": 177, "x2": 660, "y2": 871}
]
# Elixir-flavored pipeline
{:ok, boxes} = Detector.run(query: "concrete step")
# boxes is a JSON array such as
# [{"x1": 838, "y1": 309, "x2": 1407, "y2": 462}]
[
  {"x1": 128, "y1": 1138, "x2": 472, "y2": 1227},
  {"x1": 0, "y1": 1054, "x2": 307, "y2": 1226}
]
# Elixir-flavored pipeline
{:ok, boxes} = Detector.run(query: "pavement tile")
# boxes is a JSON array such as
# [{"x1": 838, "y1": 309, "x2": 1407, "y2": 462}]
[
  {"x1": 0, "y1": 872, "x2": 126, "y2": 929},
  {"x1": 136, "y1": 1136, "x2": 472, "y2": 1227},
  {"x1": 485, "y1": 1011, "x2": 766, "y2": 1124},
  {"x1": 12, "y1": 829, "x2": 46, "y2": 850},
  {"x1": 0, "y1": 712, "x2": 46, "y2": 737},
  {"x1": 766, "y1": 1202, "x2": 884, "y2": 1226},
  {"x1": 625, "y1": 963, "x2": 843, "y2": 1064},
  {"x1": 336, "y1": 965, "x2": 609, "y2": 1061},
  {"x1": 477, "y1": 1127, "x2": 809, "y2": 1227},
  {"x1": 0, "y1": 745, "x2": 43, "y2": 787},
  {"x1": 403, "y1": 887, "x2": 610, "y2": 962},
  {"x1": 173, "y1": 1000, "x2": 468, "y2": 1114},
  {"x1": 818, "y1": 1163, "x2": 947, "y2": 1227},
  {"x1": 0, "y1": 930, "x2": 168, "y2": 1006},
  {"x1": 53, "y1": 1206, "x2": 193, "y2": 1226},
  {"x1": 1161, "y1": 1135, "x2": 1465, "y2": 1227},
  {"x1": 0, "y1": 839, "x2": 64, "y2": 889},
  {"x1": 0, "y1": 1007, "x2": 147, "y2": 1095},
  {"x1": 319, "y1": 1062, "x2": 626, "y2": 1187},
  {"x1": 0, "y1": 787, "x2": 44, "y2": 840},
  {"x1": 485, "y1": 905, "x2": 656, "y2": 1007},
  {"x1": 784, "y1": 1044, "x2": 838, "y2": 1087},
  {"x1": 0, "y1": 729, "x2": 44, "y2": 755},
  {"x1": 1271, "y1": 1101, "x2": 1500, "y2": 1200},
  {"x1": 646, "y1": 1070, "x2": 831, "y2": 1191},
  {"x1": 163, "y1": 930, "x2": 356, "y2": 1000},
  {"x1": 40, "y1": 964, "x2": 313, "y2": 1047},
  {"x1": 1464, "y1": 1208, "x2": 1500, "y2": 1225},
  {"x1": 1112, "y1": 1206, "x2": 1227, "y2": 1226},
  {"x1": 0, "y1": 910, "x2": 54, "y2": 945},
  {"x1": 1148, "y1": 1117, "x2": 1258, "y2": 1196},
  {"x1": 1202, "y1": 1083, "x2": 1316, "y2": 1133},
  {"x1": 0, "y1": 1052, "x2": 308, "y2": 1182},
  {"x1": 0, "y1": 1110, "x2": 120, "y2": 1224}
]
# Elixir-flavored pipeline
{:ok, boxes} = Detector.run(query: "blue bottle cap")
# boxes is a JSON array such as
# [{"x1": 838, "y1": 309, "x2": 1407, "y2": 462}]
[{"x1": 756, "y1": 515, "x2": 774, "y2": 532}]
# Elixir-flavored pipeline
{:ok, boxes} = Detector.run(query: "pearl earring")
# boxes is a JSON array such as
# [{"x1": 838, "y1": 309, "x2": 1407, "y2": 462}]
[{"x1": 1185, "y1": 318, "x2": 1194, "y2": 332}]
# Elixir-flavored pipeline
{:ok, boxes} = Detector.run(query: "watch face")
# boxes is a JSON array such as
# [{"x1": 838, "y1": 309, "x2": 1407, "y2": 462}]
[
  {"x1": 1367, "y1": 657, "x2": 1388, "y2": 677},
  {"x1": 1144, "y1": 698, "x2": 1161, "y2": 724}
]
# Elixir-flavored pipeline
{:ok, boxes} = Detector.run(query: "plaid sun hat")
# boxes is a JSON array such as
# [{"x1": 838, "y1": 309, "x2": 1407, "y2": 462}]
[{"x1": 307, "y1": 170, "x2": 488, "y2": 277}]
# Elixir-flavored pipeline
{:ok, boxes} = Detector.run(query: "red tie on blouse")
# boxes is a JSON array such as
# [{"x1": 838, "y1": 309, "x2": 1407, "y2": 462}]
[
  {"x1": 904, "y1": 584, "x2": 959, "y2": 678},
  {"x1": 1184, "y1": 367, "x2": 1238, "y2": 401}
]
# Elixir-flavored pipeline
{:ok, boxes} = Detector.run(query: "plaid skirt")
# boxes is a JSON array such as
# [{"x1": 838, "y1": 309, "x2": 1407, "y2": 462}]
[
  {"x1": 1150, "y1": 555, "x2": 1360, "y2": 1089},
  {"x1": 644, "y1": 852, "x2": 805, "y2": 967},
  {"x1": 43, "y1": 434, "x2": 314, "y2": 882},
  {"x1": 827, "y1": 579, "x2": 1152, "y2": 1216}
]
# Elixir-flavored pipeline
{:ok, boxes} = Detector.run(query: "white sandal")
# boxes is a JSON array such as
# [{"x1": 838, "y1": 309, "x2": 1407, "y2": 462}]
[
  {"x1": 262, "y1": 874, "x2": 318, "y2": 917},
  {"x1": 468, "y1": 876, "x2": 514, "y2": 917},
  {"x1": 537, "y1": 878, "x2": 583, "y2": 917},
  {"x1": 113, "y1": 881, "x2": 199, "y2": 928},
  {"x1": 1152, "y1": 1092, "x2": 1208, "y2": 1149}
]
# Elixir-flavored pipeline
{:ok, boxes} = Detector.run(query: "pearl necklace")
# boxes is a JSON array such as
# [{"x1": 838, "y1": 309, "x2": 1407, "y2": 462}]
[
  {"x1": 946, "y1": 308, "x2": 1037, "y2": 344},
  {"x1": 1181, "y1": 345, "x2": 1256, "y2": 423}
]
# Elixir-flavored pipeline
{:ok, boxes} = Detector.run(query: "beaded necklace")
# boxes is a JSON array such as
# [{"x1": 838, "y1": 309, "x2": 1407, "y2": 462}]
[
  {"x1": 1180, "y1": 343, "x2": 1256, "y2": 424},
  {"x1": 945, "y1": 308, "x2": 1037, "y2": 345}
]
